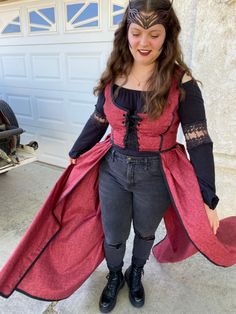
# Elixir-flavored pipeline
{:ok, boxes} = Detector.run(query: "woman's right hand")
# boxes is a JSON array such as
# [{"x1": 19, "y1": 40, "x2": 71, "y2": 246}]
[{"x1": 69, "y1": 157, "x2": 77, "y2": 165}]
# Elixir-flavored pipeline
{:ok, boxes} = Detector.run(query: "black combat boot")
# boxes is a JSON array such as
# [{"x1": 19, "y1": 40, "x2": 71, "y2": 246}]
[
  {"x1": 125, "y1": 264, "x2": 145, "y2": 308},
  {"x1": 99, "y1": 270, "x2": 125, "y2": 313}
]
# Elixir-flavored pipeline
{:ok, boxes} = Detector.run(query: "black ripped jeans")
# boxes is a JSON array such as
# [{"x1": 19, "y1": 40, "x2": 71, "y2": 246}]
[{"x1": 98, "y1": 148, "x2": 171, "y2": 271}]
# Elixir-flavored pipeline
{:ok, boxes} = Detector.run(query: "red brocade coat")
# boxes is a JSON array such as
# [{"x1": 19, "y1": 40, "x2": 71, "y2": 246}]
[{"x1": 0, "y1": 77, "x2": 236, "y2": 302}]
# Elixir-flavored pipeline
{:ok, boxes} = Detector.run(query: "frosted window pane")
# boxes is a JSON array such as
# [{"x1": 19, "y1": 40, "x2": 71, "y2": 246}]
[
  {"x1": 38, "y1": 8, "x2": 55, "y2": 23},
  {"x1": 67, "y1": 3, "x2": 84, "y2": 22},
  {"x1": 3, "y1": 24, "x2": 20, "y2": 33},
  {"x1": 113, "y1": 14, "x2": 123, "y2": 25},
  {"x1": 73, "y1": 3, "x2": 98, "y2": 24},
  {"x1": 30, "y1": 11, "x2": 50, "y2": 26},
  {"x1": 113, "y1": 4, "x2": 123, "y2": 12}
]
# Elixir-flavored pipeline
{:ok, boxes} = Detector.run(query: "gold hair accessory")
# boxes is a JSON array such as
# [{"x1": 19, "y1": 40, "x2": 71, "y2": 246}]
[{"x1": 127, "y1": 0, "x2": 173, "y2": 29}]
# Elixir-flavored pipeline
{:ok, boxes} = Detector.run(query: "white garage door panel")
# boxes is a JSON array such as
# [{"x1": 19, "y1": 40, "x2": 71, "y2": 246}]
[
  {"x1": 37, "y1": 97, "x2": 66, "y2": 124},
  {"x1": 2, "y1": 55, "x2": 27, "y2": 78},
  {"x1": 0, "y1": 43, "x2": 110, "y2": 91},
  {"x1": 0, "y1": 43, "x2": 111, "y2": 167},
  {"x1": 0, "y1": 0, "x2": 128, "y2": 166},
  {"x1": 69, "y1": 99, "x2": 95, "y2": 125},
  {"x1": 31, "y1": 55, "x2": 61, "y2": 80},
  {"x1": 7, "y1": 95, "x2": 32, "y2": 119},
  {"x1": 68, "y1": 54, "x2": 101, "y2": 79},
  {"x1": 39, "y1": 132, "x2": 69, "y2": 166},
  {"x1": 3, "y1": 86, "x2": 97, "y2": 129},
  {"x1": 9, "y1": 121, "x2": 79, "y2": 167},
  {"x1": 1, "y1": 84, "x2": 99, "y2": 166}
]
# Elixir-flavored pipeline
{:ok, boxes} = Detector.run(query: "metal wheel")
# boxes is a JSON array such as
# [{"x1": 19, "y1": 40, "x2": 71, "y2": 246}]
[{"x1": 0, "y1": 100, "x2": 20, "y2": 146}]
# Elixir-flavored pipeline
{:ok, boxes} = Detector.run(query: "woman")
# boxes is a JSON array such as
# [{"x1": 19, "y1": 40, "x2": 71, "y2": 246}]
[
  {"x1": 1, "y1": 0, "x2": 235, "y2": 311},
  {"x1": 68, "y1": 0, "x2": 220, "y2": 312}
]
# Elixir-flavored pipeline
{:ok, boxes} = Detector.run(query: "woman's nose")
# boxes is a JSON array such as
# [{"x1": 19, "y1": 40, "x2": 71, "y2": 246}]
[{"x1": 139, "y1": 35, "x2": 149, "y2": 47}]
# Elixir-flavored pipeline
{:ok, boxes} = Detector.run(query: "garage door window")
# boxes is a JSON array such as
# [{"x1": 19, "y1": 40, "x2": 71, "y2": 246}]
[
  {"x1": 29, "y1": 7, "x2": 56, "y2": 33},
  {"x1": 1, "y1": 11, "x2": 21, "y2": 35},
  {"x1": 66, "y1": 1, "x2": 99, "y2": 30},
  {"x1": 112, "y1": 1, "x2": 126, "y2": 26}
]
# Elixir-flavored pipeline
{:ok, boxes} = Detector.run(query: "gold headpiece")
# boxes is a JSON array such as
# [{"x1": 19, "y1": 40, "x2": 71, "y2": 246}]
[{"x1": 127, "y1": 0, "x2": 173, "y2": 29}]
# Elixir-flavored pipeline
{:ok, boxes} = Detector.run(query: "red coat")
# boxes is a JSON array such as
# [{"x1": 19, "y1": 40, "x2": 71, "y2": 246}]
[{"x1": 1, "y1": 76, "x2": 236, "y2": 301}]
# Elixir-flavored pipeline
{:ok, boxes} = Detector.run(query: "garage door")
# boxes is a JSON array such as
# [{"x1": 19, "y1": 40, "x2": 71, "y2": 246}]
[{"x1": 0, "y1": 0, "x2": 128, "y2": 167}]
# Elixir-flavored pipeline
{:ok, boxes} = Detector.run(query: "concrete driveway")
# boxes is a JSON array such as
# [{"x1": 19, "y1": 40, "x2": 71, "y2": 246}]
[{"x1": 0, "y1": 162, "x2": 235, "y2": 314}]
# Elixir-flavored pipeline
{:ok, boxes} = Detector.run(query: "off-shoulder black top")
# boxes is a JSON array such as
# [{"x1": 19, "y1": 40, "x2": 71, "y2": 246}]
[{"x1": 69, "y1": 80, "x2": 219, "y2": 210}]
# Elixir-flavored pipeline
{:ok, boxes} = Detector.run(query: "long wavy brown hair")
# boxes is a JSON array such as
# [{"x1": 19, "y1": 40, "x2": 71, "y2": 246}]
[{"x1": 94, "y1": 0, "x2": 200, "y2": 120}]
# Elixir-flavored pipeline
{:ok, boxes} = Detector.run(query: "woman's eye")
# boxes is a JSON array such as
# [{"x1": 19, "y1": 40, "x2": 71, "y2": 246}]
[
  {"x1": 151, "y1": 35, "x2": 159, "y2": 38},
  {"x1": 132, "y1": 34, "x2": 140, "y2": 37}
]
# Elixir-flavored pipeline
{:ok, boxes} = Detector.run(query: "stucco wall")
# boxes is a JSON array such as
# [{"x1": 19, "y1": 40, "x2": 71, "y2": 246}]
[{"x1": 175, "y1": 0, "x2": 236, "y2": 217}]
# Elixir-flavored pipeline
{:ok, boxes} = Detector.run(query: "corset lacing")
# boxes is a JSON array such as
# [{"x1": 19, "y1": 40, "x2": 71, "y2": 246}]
[
  {"x1": 123, "y1": 112, "x2": 143, "y2": 128},
  {"x1": 122, "y1": 112, "x2": 143, "y2": 148}
]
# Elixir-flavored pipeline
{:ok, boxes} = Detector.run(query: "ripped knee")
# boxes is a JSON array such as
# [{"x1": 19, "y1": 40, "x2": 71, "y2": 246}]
[
  {"x1": 105, "y1": 242, "x2": 123, "y2": 249},
  {"x1": 136, "y1": 231, "x2": 155, "y2": 241}
]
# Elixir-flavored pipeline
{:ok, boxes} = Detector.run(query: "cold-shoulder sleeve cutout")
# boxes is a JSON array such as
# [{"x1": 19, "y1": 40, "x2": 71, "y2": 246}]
[{"x1": 181, "y1": 72, "x2": 193, "y2": 84}]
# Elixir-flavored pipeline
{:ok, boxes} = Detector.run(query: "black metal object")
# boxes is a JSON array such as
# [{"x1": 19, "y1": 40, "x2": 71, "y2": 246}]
[
  {"x1": 0, "y1": 100, "x2": 38, "y2": 174},
  {"x1": 0, "y1": 128, "x2": 24, "y2": 139},
  {"x1": 0, "y1": 100, "x2": 20, "y2": 150},
  {"x1": 26, "y1": 141, "x2": 39, "y2": 150},
  {"x1": 0, "y1": 100, "x2": 22, "y2": 155},
  {"x1": 0, "y1": 100, "x2": 19, "y2": 128}
]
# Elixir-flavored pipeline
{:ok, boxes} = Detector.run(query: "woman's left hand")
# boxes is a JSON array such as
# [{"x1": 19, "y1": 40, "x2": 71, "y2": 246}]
[{"x1": 204, "y1": 203, "x2": 220, "y2": 235}]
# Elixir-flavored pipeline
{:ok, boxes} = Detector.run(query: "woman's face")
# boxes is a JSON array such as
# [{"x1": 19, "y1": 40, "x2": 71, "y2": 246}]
[{"x1": 127, "y1": 14, "x2": 166, "y2": 66}]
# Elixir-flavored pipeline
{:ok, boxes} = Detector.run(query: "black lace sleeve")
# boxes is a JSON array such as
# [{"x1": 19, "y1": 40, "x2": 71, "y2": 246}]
[
  {"x1": 69, "y1": 91, "x2": 109, "y2": 158},
  {"x1": 178, "y1": 80, "x2": 219, "y2": 209}
]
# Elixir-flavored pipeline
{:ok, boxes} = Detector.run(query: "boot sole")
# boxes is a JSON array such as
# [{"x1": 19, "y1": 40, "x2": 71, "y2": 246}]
[
  {"x1": 128, "y1": 292, "x2": 145, "y2": 308},
  {"x1": 99, "y1": 279, "x2": 125, "y2": 313}
]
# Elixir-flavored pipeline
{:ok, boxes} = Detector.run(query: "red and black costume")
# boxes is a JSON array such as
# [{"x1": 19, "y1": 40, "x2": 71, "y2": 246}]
[
  {"x1": 0, "y1": 69, "x2": 235, "y2": 301},
  {"x1": 69, "y1": 76, "x2": 219, "y2": 210}
]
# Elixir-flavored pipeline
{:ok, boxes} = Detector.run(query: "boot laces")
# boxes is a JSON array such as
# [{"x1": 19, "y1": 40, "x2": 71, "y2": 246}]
[
  {"x1": 131, "y1": 266, "x2": 144, "y2": 287},
  {"x1": 105, "y1": 272, "x2": 121, "y2": 296}
]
